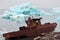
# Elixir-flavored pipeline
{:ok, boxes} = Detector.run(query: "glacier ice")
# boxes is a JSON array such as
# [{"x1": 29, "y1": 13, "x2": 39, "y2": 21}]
[
  {"x1": 50, "y1": 8, "x2": 60, "y2": 14},
  {"x1": 54, "y1": 16, "x2": 60, "y2": 32},
  {"x1": 2, "y1": 2, "x2": 44, "y2": 23},
  {"x1": 55, "y1": 16, "x2": 60, "y2": 23}
]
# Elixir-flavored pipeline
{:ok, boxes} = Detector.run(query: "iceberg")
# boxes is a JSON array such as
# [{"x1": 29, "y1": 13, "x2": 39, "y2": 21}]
[{"x1": 2, "y1": 2, "x2": 44, "y2": 23}]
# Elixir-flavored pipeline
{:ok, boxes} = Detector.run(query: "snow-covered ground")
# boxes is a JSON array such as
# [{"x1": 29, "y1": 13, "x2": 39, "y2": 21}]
[{"x1": 0, "y1": 9, "x2": 60, "y2": 40}]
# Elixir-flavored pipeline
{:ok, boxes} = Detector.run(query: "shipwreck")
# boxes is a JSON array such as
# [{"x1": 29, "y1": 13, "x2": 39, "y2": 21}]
[{"x1": 3, "y1": 17, "x2": 57, "y2": 40}]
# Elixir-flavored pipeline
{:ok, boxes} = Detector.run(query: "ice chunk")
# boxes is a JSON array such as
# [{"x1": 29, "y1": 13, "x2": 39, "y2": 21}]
[
  {"x1": 2, "y1": 2, "x2": 44, "y2": 23},
  {"x1": 2, "y1": 14, "x2": 11, "y2": 20},
  {"x1": 54, "y1": 16, "x2": 60, "y2": 32},
  {"x1": 50, "y1": 8, "x2": 60, "y2": 14},
  {"x1": 55, "y1": 16, "x2": 60, "y2": 23},
  {"x1": 44, "y1": 12, "x2": 54, "y2": 16},
  {"x1": 3, "y1": 2, "x2": 44, "y2": 15}
]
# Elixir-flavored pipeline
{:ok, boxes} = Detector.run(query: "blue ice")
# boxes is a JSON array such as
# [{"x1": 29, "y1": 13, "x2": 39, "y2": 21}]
[
  {"x1": 50, "y1": 8, "x2": 60, "y2": 14},
  {"x1": 56, "y1": 16, "x2": 60, "y2": 23},
  {"x1": 2, "y1": 2, "x2": 44, "y2": 23}
]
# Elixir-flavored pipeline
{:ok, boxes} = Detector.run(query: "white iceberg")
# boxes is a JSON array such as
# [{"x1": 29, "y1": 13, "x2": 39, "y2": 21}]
[{"x1": 2, "y1": 2, "x2": 44, "y2": 23}]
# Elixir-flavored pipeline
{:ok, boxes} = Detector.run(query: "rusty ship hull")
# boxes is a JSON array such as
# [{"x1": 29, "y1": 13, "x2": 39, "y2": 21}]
[{"x1": 3, "y1": 17, "x2": 57, "y2": 40}]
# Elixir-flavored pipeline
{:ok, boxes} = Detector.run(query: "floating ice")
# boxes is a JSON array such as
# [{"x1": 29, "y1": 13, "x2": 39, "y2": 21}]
[
  {"x1": 54, "y1": 16, "x2": 60, "y2": 32},
  {"x1": 55, "y1": 16, "x2": 60, "y2": 23},
  {"x1": 50, "y1": 8, "x2": 60, "y2": 14},
  {"x1": 44, "y1": 12, "x2": 54, "y2": 16},
  {"x1": 2, "y1": 2, "x2": 44, "y2": 23}
]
